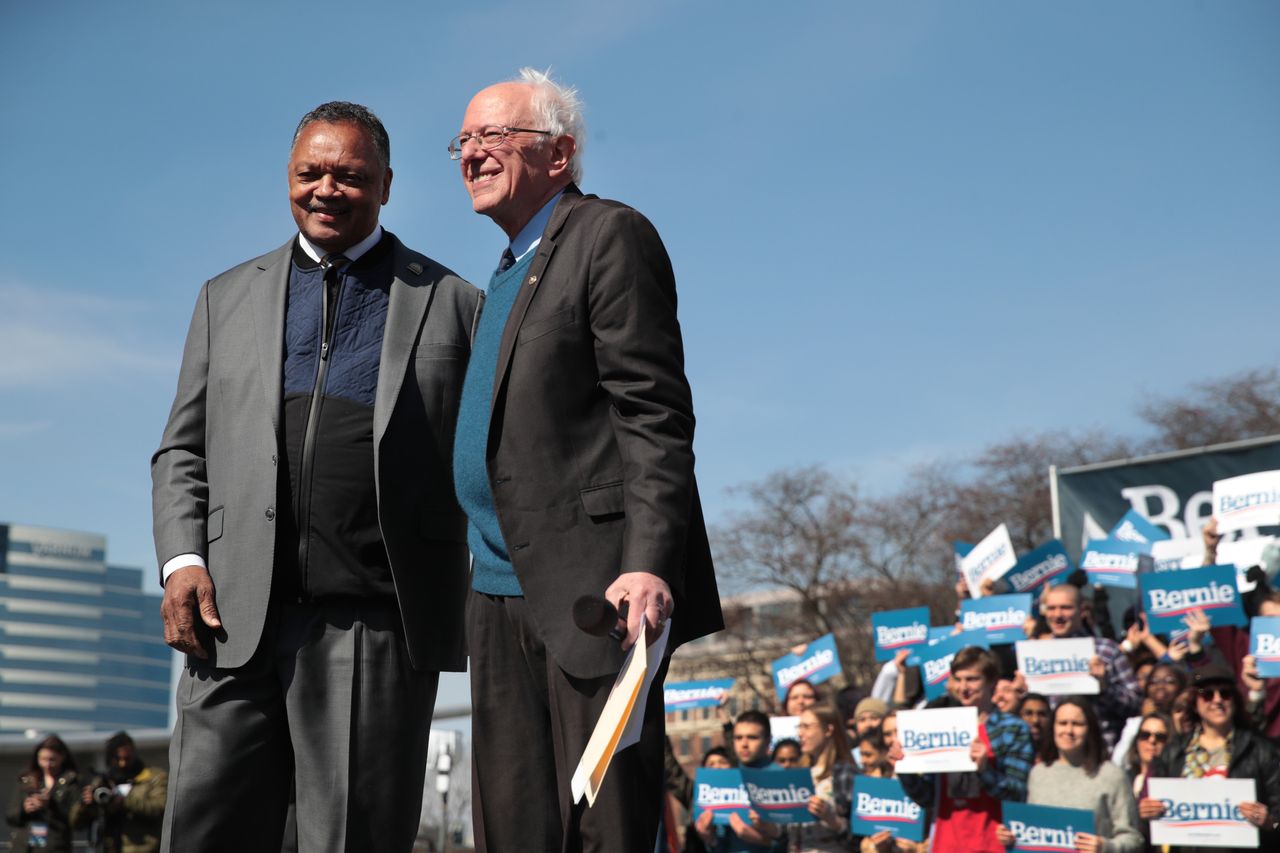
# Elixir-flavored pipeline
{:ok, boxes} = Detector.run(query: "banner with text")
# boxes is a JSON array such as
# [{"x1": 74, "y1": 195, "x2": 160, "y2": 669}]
[
  {"x1": 1147, "y1": 777, "x2": 1258, "y2": 848},
  {"x1": 664, "y1": 678, "x2": 735, "y2": 713},
  {"x1": 896, "y1": 706, "x2": 978, "y2": 774},
  {"x1": 852, "y1": 776, "x2": 925, "y2": 842},
  {"x1": 1002, "y1": 802, "x2": 1095, "y2": 853},
  {"x1": 1015, "y1": 638, "x2": 1099, "y2": 695},
  {"x1": 739, "y1": 768, "x2": 817, "y2": 824},
  {"x1": 1139, "y1": 564, "x2": 1247, "y2": 634},
  {"x1": 994, "y1": 539, "x2": 1073, "y2": 596},
  {"x1": 692, "y1": 768, "x2": 751, "y2": 826},
  {"x1": 960, "y1": 524, "x2": 1017, "y2": 599},
  {"x1": 1250, "y1": 616, "x2": 1280, "y2": 679},
  {"x1": 1109, "y1": 508, "x2": 1171, "y2": 544},
  {"x1": 771, "y1": 634, "x2": 842, "y2": 700},
  {"x1": 959, "y1": 593, "x2": 1032, "y2": 645},
  {"x1": 1079, "y1": 537, "x2": 1150, "y2": 589},
  {"x1": 872, "y1": 607, "x2": 931, "y2": 662},
  {"x1": 1213, "y1": 469, "x2": 1280, "y2": 534}
]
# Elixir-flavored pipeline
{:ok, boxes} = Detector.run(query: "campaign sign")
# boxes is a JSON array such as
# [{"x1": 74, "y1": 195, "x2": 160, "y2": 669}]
[
  {"x1": 1217, "y1": 535, "x2": 1277, "y2": 593},
  {"x1": 1139, "y1": 564, "x2": 1247, "y2": 634},
  {"x1": 692, "y1": 768, "x2": 751, "y2": 826},
  {"x1": 960, "y1": 593, "x2": 1032, "y2": 645},
  {"x1": 664, "y1": 678, "x2": 734, "y2": 713},
  {"x1": 1250, "y1": 616, "x2": 1280, "y2": 678},
  {"x1": 769, "y1": 716, "x2": 800, "y2": 749},
  {"x1": 1151, "y1": 537, "x2": 1202, "y2": 572},
  {"x1": 1148, "y1": 777, "x2": 1258, "y2": 848},
  {"x1": 917, "y1": 630, "x2": 989, "y2": 701},
  {"x1": 739, "y1": 768, "x2": 817, "y2": 824},
  {"x1": 896, "y1": 706, "x2": 978, "y2": 774},
  {"x1": 995, "y1": 540, "x2": 1073, "y2": 595},
  {"x1": 1079, "y1": 537, "x2": 1150, "y2": 589},
  {"x1": 906, "y1": 625, "x2": 960, "y2": 666},
  {"x1": 852, "y1": 776, "x2": 925, "y2": 842},
  {"x1": 1109, "y1": 508, "x2": 1170, "y2": 544},
  {"x1": 1015, "y1": 638, "x2": 1099, "y2": 696},
  {"x1": 960, "y1": 524, "x2": 1017, "y2": 599},
  {"x1": 954, "y1": 541, "x2": 974, "y2": 577},
  {"x1": 1213, "y1": 469, "x2": 1280, "y2": 534},
  {"x1": 1002, "y1": 802, "x2": 1095, "y2": 853},
  {"x1": 771, "y1": 634, "x2": 841, "y2": 700},
  {"x1": 872, "y1": 607, "x2": 930, "y2": 662}
]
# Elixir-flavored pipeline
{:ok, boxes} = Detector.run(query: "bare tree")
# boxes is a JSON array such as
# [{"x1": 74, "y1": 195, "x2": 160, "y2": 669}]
[{"x1": 1140, "y1": 367, "x2": 1280, "y2": 451}]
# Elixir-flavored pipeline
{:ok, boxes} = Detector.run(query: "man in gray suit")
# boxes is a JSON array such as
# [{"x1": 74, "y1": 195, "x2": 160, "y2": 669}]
[{"x1": 152, "y1": 102, "x2": 479, "y2": 852}]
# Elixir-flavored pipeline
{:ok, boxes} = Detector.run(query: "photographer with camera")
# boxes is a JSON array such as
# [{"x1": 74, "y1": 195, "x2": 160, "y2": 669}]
[
  {"x1": 5, "y1": 734, "x2": 80, "y2": 852},
  {"x1": 71, "y1": 732, "x2": 166, "y2": 853}
]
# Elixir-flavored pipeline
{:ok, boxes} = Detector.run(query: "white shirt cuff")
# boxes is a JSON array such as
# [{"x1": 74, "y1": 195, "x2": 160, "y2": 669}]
[{"x1": 161, "y1": 554, "x2": 206, "y2": 586}]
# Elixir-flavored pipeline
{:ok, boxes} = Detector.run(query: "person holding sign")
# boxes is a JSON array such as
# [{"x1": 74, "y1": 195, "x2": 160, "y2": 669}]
[
  {"x1": 895, "y1": 647, "x2": 1034, "y2": 852},
  {"x1": 694, "y1": 711, "x2": 787, "y2": 853},
  {"x1": 996, "y1": 697, "x2": 1142, "y2": 852},
  {"x1": 781, "y1": 706, "x2": 855, "y2": 852},
  {"x1": 1142, "y1": 665, "x2": 1280, "y2": 841}
]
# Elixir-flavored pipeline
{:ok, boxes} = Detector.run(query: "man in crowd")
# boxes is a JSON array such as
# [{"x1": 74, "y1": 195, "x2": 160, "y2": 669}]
[
  {"x1": 1016, "y1": 693, "x2": 1052, "y2": 754},
  {"x1": 1028, "y1": 583, "x2": 1142, "y2": 748},
  {"x1": 896, "y1": 646, "x2": 1034, "y2": 852},
  {"x1": 71, "y1": 732, "x2": 166, "y2": 853},
  {"x1": 152, "y1": 101, "x2": 480, "y2": 851},
  {"x1": 693, "y1": 711, "x2": 786, "y2": 852},
  {"x1": 451, "y1": 68, "x2": 722, "y2": 851}
]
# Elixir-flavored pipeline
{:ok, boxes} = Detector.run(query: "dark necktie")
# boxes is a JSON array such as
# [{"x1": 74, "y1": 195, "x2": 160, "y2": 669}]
[
  {"x1": 320, "y1": 253, "x2": 350, "y2": 343},
  {"x1": 498, "y1": 248, "x2": 516, "y2": 272}
]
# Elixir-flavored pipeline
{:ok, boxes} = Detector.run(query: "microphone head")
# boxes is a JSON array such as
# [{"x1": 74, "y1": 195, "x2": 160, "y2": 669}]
[{"x1": 573, "y1": 595, "x2": 618, "y2": 637}]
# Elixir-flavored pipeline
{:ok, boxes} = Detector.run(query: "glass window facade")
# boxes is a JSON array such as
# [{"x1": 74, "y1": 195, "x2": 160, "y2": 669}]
[{"x1": 0, "y1": 523, "x2": 170, "y2": 734}]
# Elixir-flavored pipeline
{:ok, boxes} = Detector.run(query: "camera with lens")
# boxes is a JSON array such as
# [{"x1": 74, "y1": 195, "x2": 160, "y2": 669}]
[{"x1": 92, "y1": 785, "x2": 115, "y2": 806}]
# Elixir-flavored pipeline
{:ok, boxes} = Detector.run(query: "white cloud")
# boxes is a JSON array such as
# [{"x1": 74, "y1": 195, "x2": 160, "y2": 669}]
[{"x1": 0, "y1": 282, "x2": 170, "y2": 389}]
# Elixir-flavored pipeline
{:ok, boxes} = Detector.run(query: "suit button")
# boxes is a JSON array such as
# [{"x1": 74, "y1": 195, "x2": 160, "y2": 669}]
[{"x1": 265, "y1": 507, "x2": 275, "y2": 521}]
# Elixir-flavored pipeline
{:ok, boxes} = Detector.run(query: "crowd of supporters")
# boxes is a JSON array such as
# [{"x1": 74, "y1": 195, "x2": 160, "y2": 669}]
[{"x1": 664, "y1": 521, "x2": 1280, "y2": 851}]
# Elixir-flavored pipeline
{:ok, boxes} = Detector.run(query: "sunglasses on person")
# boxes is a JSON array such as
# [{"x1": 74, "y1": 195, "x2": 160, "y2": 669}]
[
  {"x1": 1136, "y1": 729, "x2": 1169, "y2": 742},
  {"x1": 1197, "y1": 685, "x2": 1235, "y2": 702}
]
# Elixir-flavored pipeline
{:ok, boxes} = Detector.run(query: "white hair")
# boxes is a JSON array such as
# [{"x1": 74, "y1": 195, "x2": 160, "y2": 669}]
[{"x1": 514, "y1": 67, "x2": 585, "y2": 184}]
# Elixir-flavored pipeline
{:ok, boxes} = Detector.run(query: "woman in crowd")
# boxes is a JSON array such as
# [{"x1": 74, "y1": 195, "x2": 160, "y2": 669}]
[
  {"x1": 788, "y1": 705, "x2": 854, "y2": 852},
  {"x1": 771, "y1": 739, "x2": 804, "y2": 769},
  {"x1": 1169, "y1": 687, "x2": 1196, "y2": 737},
  {"x1": 784, "y1": 679, "x2": 824, "y2": 717},
  {"x1": 6, "y1": 734, "x2": 80, "y2": 853},
  {"x1": 1142, "y1": 666, "x2": 1280, "y2": 844},
  {"x1": 1111, "y1": 662, "x2": 1187, "y2": 763},
  {"x1": 855, "y1": 732, "x2": 893, "y2": 778},
  {"x1": 997, "y1": 697, "x2": 1142, "y2": 852},
  {"x1": 1121, "y1": 712, "x2": 1170, "y2": 801}
]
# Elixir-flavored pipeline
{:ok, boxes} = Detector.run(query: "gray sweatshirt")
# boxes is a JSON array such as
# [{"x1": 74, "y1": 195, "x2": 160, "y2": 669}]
[{"x1": 1026, "y1": 761, "x2": 1142, "y2": 853}]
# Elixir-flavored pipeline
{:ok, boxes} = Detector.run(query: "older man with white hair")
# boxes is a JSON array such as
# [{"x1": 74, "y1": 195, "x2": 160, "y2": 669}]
[{"x1": 449, "y1": 69, "x2": 723, "y2": 851}]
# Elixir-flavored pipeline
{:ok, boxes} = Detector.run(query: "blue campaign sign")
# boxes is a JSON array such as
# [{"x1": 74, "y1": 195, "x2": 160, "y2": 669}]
[
  {"x1": 1003, "y1": 802, "x2": 1095, "y2": 853},
  {"x1": 772, "y1": 634, "x2": 842, "y2": 700},
  {"x1": 1110, "y1": 508, "x2": 1171, "y2": 544},
  {"x1": 917, "y1": 630, "x2": 989, "y2": 701},
  {"x1": 664, "y1": 678, "x2": 735, "y2": 713},
  {"x1": 852, "y1": 776, "x2": 924, "y2": 842},
  {"x1": 740, "y1": 768, "x2": 817, "y2": 824},
  {"x1": 692, "y1": 768, "x2": 751, "y2": 826},
  {"x1": 1139, "y1": 565, "x2": 1247, "y2": 634},
  {"x1": 959, "y1": 593, "x2": 1032, "y2": 645},
  {"x1": 906, "y1": 625, "x2": 958, "y2": 667},
  {"x1": 872, "y1": 607, "x2": 930, "y2": 662},
  {"x1": 1080, "y1": 537, "x2": 1151, "y2": 589},
  {"x1": 996, "y1": 540, "x2": 1073, "y2": 595},
  {"x1": 1250, "y1": 616, "x2": 1280, "y2": 678}
]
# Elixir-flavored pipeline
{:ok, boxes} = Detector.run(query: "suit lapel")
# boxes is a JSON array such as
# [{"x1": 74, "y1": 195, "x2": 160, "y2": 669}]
[
  {"x1": 489, "y1": 185, "x2": 581, "y2": 411},
  {"x1": 249, "y1": 240, "x2": 293, "y2": 435},
  {"x1": 375, "y1": 237, "x2": 433, "y2": 446}
]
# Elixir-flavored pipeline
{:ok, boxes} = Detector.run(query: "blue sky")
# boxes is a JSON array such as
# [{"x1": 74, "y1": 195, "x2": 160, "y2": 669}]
[{"x1": 2, "y1": 2, "x2": 1278, "y2": 708}]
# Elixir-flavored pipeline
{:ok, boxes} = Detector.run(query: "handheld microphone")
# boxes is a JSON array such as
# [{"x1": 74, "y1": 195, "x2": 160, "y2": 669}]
[{"x1": 572, "y1": 595, "x2": 628, "y2": 642}]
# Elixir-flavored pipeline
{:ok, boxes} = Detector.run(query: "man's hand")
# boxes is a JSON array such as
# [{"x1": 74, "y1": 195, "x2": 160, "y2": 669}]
[
  {"x1": 1088, "y1": 656, "x2": 1108, "y2": 689},
  {"x1": 1137, "y1": 798, "x2": 1165, "y2": 820},
  {"x1": 694, "y1": 808, "x2": 715, "y2": 843},
  {"x1": 969, "y1": 738, "x2": 990, "y2": 772},
  {"x1": 1239, "y1": 800, "x2": 1269, "y2": 828},
  {"x1": 161, "y1": 565, "x2": 222, "y2": 659},
  {"x1": 604, "y1": 571, "x2": 672, "y2": 651}
]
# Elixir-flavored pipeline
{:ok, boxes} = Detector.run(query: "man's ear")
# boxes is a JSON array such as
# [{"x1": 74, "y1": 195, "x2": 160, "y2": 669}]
[{"x1": 547, "y1": 134, "x2": 577, "y2": 179}]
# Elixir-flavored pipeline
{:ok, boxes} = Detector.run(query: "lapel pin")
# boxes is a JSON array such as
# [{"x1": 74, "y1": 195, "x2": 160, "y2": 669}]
[
  {"x1": 528, "y1": 275, "x2": 538, "y2": 284},
  {"x1": 408, "y1": 262, "x2": 423, "y2": 275}
]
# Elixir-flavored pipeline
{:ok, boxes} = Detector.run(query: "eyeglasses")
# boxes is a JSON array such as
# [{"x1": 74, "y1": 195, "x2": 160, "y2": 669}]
[
  {"x1": 1148, "y1": 676, "x2": 1181, "y2": 687},
  {"x1": 1197, "y1": 686, "x2": 1235, "y2": 702},
  {"x1": 448, "y1": 126, "x2": 551, "y2": 159},
  {"x1": 1137, "y1": 730, "x2": 1169, "y2": 742}
]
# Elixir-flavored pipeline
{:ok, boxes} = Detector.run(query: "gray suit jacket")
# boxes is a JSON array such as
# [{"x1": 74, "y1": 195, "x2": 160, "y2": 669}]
[{"x1": 152, "y1": 233, "x2": 481, "y2": 671}]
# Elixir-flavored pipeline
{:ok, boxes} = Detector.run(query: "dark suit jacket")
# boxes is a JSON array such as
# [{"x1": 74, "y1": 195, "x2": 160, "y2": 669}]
[
  {"x1": 152, "y1": 232, "x2": 481, "y2": 672},
  {"x1": 483, "y1": 185, "x2": 722, "y2": 679}
]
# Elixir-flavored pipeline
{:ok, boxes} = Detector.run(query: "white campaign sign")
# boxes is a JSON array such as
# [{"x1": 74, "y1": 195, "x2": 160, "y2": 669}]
[
  {"x1": 1015, "y1": 638, "x2": 1099, "y2": 696},
  {"x1": 1150, "y1": 537, "x2": 1202, "y2": 572},
  {"x1": 895, "y1": 706, "x2": 978, "y2": 774},
  {"x1": 1213, "y1": 470, "x2": 1280, "y2": 534},
  {"x1": 1148, "y1": 777, "x2": 1258, "y2": 848},
  {"x1": 1217, "y1": 535, "x2": 1276, "y2": 593},
  {"x1": 960, "y1": 524, "x2": 1017, "y2": 599}
]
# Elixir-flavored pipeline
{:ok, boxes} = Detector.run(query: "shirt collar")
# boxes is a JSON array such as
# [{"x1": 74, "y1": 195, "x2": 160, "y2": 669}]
[
  {"x1": 508, "y1": 191, "x2": 563, "y2": 263},
  {"x1": 297, "y1": 224, "x2": 383, "y2": 264}
]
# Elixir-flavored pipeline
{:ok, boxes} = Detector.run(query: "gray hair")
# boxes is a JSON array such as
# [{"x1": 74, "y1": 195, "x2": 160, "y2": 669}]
[
  {"x1": 513, "y1": 67, "x2": 585, "y2": 184},
  {"x1": 292, "y1": 101, "x2": 391, "y2": 172}
]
